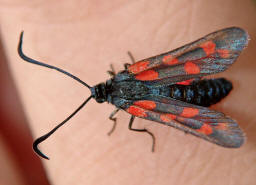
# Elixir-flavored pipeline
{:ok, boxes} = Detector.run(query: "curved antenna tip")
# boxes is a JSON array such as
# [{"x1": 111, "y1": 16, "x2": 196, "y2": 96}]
[
  {"x1": 33, "y1": 138, "x2": 50, "y2": 160},
  {"x1": 17, "y1": 31, "x2": 91, "y2": 89},
  {"x1": 19, "y1": 31, "x2": 24, "y2": 42},
  {"x1": 18, "y1": 32, "x2": 93, "y2": 160},
  {"x1": 31, "y1": 95, "x2": 92, "y2": 160}
]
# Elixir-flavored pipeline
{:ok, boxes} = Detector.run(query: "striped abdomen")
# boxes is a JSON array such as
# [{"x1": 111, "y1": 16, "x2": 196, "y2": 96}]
[{"x1": 169, "y1": 78, "x2": 233, "y2": 107}]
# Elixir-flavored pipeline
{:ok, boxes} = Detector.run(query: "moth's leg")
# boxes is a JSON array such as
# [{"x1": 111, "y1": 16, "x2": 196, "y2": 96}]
[
  {"x1": 128, "y1": 51, "x2": 136, "y2": 64},
  {"x1": 124, "y1": 51, "x2": 136, "y2": 70},
  {"x1": 128, "y1": 115, "x2": 156, "y2": 152},
  {"x1": 124, "y1": 63, "x2": 131, "y2": 70},
  {"x1": 107, "y1": 64, "x2": 116, "y2": 77},
  {"x1": 108, "y1": 108, "x2": 120, "y2": 136}
]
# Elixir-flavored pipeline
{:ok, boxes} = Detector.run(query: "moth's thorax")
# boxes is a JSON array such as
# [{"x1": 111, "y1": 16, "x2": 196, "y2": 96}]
[{"x1": 110, "y1": 80, "x2": 149, "y2": 101}]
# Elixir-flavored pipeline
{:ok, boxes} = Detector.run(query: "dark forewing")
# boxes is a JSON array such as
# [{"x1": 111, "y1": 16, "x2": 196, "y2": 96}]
[
  {"x1": 127, "y1": 27, "x2": 248, "y2": 85},
  {"x1": 114, "y1": 95, "x2": 244, "y2": 148}
]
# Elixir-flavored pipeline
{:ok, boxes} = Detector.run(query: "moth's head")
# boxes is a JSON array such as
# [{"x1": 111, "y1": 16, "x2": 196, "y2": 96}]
[{"x1": 91, "y1": 83, "x2": 107, "y2": 103}]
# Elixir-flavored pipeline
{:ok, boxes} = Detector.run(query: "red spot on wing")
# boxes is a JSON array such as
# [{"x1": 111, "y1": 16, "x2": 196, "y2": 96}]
[
  {"x1": 126, "y1": 106, "x2": 147, "y2": 117},
  {"x1": 184, "y1": 62, "x2": 200, "y2": 74},
  {"x1": 176, "y1": 79, "x2": 194, "y2": 85},
  {"x1": 200, "y1": 41, "x2": 216, "y2": 56},
  {"x1": 181, "y1": 107, "x2": 199, "y2": 118},
  {"x1": 135, "y1": 70, "x2": 159, "y2": 81},
  {"x1": 128, "y1": 61, "x2": 149, "y2": 74},
  {"x1": 163, "y1": 55, "x2": 179, "y2": 65},
  {"x1": 160, "y1": 114, "x2": 176, "y2": 123},
  {"x1": 217, "y1": 49, "x2": 230, "y2": 58},
  {"x1": 197, "y1": 124, "x2": 213, "y2": 135},
  {"x1": 215, "y1": 123, "x2": 227, "y2": 130},
  {"x1": 134, "y1": 100, "x2": 156, "y2": 110}
]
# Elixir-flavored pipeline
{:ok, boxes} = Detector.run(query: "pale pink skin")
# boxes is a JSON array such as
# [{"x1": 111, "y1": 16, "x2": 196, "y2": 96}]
[{"x1": 1, "y1": 0, "x2": 256, "y2": 184}]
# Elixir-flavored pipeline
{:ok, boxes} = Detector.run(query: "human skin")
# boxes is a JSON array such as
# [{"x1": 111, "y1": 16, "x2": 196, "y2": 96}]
[{"x1": 1, "y1": 0, "x2": 256, "y2": 184}]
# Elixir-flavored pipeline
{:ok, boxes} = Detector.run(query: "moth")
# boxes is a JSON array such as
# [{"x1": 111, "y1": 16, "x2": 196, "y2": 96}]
[{"x1": 18, "y1": 27, "x2": 248, "y2": 160}]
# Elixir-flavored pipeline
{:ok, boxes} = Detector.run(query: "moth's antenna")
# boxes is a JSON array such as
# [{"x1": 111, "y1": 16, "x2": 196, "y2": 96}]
[
  {"x1": 18, "y1": 31, "x2": 91, "y2": 89},
  {"x1": 18, "y1": 31, "x2": 93, "y2": 159},
  {"x1": 33, "y1": 96, "x2": 92, "y2": 160}
]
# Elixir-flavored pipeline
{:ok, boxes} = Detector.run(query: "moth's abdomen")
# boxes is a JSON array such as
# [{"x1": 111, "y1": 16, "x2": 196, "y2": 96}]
[{"x1": 169, "y1": 78, "x2": 233, "y2": 107}]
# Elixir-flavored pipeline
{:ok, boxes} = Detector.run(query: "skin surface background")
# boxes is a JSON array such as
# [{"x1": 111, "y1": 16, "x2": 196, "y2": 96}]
[{"x1": 0, "y1": 0, "x2": 256, "y2": 184}]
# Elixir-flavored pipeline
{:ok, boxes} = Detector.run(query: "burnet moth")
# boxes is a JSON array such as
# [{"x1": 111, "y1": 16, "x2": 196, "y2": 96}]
[{"x1": 18, "y1": 27, "x2": 248, "y2": 160}]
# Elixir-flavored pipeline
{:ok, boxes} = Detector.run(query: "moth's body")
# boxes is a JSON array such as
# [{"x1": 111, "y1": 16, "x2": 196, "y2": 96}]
[
  {"x1": 18, "y1": 27, "x2": 248, "y2": 159},
  {"x1": 92, "y1": 77, "x2": 232, "y2": 107},
  {"x1": 89, "y1": 27, "x2": 248, "y2": 151}
]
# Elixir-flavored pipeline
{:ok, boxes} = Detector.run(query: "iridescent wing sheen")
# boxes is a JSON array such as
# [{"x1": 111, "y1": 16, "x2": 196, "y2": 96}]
[
  {"x1": 127, "y1": 27, "x2": 248, "y2": 86},
  {"x1": 114, "y1": 95, "x2": 244, "y2": 148}
]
